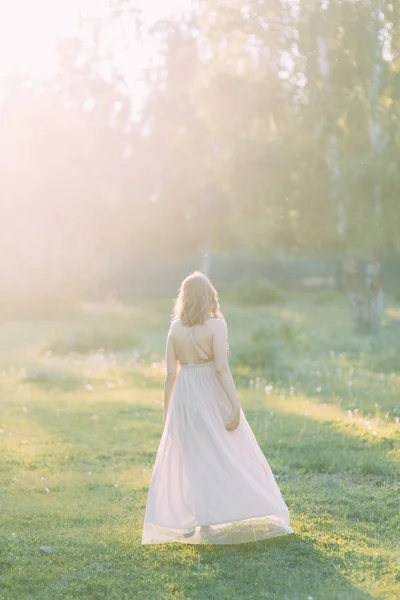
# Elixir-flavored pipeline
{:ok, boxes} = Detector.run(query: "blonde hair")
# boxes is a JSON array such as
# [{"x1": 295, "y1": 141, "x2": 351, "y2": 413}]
[{"x1": 172, "y1": 271, "x2": 224, "y2": 326}]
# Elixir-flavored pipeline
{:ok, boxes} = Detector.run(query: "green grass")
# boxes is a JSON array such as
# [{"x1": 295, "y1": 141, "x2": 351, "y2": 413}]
[{"x1": 0, "y1": 292, "x2": 399, "y2": 599}]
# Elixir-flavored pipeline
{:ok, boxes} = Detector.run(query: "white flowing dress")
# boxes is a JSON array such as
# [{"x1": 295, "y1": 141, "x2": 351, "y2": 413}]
[{"x1": 141, "y1": 322, "x2": 294, "y2": 545}]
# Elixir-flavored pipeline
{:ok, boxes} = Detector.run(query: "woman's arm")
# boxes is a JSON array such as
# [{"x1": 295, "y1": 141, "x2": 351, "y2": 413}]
[
  {"x1": 212, "y1": 319, "x2": 241, "y2": 431},
  {"x1": 163, "y1": 328, "x2": 179, "y2": 424}
]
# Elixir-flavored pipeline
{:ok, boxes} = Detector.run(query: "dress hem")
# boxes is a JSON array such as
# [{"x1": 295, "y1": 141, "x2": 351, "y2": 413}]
[
  {"x1": 142, "y1": 513, "x2": 294, "y2": 545},
  {"x1": 144, "y1": 510, "x2": 291, "y2": 531}
]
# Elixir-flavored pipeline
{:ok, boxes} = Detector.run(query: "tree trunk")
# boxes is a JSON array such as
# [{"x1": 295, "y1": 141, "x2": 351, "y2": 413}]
[
  {"x1": 316, "y1": 34, "x2": 346, "y2": 242},
  {"x1": 342, "y1": 253, "x2": 365, "y2": 332},
  {"x1": 365, "y1": 0, "x2": 384, "y2": 332}
]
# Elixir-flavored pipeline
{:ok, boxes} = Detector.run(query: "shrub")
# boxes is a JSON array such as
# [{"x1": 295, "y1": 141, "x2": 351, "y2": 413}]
[
  {"x1": 313, "y1": 291, "x2": 342, "y2": 305},
  {"x1": 393, "y1": 291, "x2": 400, "y2": 304},
  {"x1": 234, "y1": 323, "x2": 300, "y2": 379},
  {"x1": 363, "y1": 348, "x2": 400, "y2": 374},
  {"x1": 44, "y1": 327, "x2": 139, "y2": 354},
  {"x1": 22, "y1": 368, "x2": 82, "y2": 391},
  {"x1": 235, "y1": 278, "x2": 284, "y2": 305}
]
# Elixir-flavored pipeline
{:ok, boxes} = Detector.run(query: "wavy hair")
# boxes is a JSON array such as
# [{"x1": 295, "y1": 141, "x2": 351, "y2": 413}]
[{"x1": 172, "y1": 271, "x2": 224, "y2": 327}]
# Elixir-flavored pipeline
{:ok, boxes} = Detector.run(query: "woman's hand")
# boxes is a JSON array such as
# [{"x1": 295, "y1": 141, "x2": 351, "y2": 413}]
[{"x1": 226, "y1": 406, "x2": 240, "y2": 431}]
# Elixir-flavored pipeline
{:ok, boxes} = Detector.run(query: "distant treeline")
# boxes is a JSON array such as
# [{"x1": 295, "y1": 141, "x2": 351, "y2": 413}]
[{"x1": 102, "y1": 253, "x2": 400, "y2": 299}]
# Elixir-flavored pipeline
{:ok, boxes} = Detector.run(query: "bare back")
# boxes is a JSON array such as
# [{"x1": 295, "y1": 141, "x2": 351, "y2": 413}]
[
  {"x1": 165, "y1": 315, "x2": 230, "y2": 377},
  {"x1": 170, "y1": 318, "x2": 217, "y2": 365}
]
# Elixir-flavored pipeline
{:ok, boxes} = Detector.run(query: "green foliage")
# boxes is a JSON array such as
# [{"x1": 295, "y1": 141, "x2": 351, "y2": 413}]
[
  {"x1": 44, "y1": 327, "x2": 139, "y2": 354},
  {"x1": 234, "y1": 321, "x2": 301, "y2": 380},
  {"x1": 362, "y1": 347, "x2": 400, "y2": 375},
  {"x1": 313, "y1": 291, "x2": 342, "y2": 305},
  {"x1": 135, "y1": 0, "x2": 400, "y2": 256},
  {"x1": 235, "y1": 278, "x2": 285, "y2": 305},
  {"x1": 21, "y1": 368, "x2": 83, "y2": 391}
]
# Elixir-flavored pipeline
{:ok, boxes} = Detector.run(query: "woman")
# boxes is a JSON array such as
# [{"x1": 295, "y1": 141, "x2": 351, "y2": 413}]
[{"x1": 142, "y1": 271, "x2": 294, "y2": 544}]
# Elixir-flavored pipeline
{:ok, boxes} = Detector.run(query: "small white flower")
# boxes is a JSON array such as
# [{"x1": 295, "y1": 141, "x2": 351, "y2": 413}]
[
  {"x1": 316, "y1": 387, "x2": 321, "y2": 392},
  {"x1": 85, "y1": 384, "x2": 93, "y2": 391},
  {"x1": 12, "y1": 532, "x2": 17, "y2": 538},
  {"x1": 44, "y1": 488, "x2": 50, "y2": 493},
  {"x1": 40, "y1": 477, "x2": 46, "y2": 482}
]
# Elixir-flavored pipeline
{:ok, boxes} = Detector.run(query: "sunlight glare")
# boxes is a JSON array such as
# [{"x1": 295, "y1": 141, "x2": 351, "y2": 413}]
[
  {"x1": 0, "y1": 0, "x2": 193, "y2": 81},
  {"x1": 0, "y1": 0, "x2": 80, "y2": 79}
]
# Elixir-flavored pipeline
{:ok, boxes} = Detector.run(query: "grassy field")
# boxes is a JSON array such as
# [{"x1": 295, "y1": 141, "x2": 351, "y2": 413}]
[{"x1": 0, "y1": 291, "x2": 399, "y2": 600}]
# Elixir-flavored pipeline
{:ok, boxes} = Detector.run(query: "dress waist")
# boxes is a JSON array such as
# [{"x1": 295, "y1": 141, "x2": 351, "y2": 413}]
[{"x1": 179, "y1": 360, "x2": 215, "y2": 369}]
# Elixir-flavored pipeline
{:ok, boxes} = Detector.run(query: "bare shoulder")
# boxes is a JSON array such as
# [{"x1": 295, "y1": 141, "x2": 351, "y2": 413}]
[
  {"x1": 206, "y1": 317, "x2": 228, "y2": 335},
  {"x1": 168, "y1": 318, "x2": 182, "y2": 334}
]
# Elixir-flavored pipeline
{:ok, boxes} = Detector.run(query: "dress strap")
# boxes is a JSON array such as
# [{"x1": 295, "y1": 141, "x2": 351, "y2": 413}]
[
  {"x1": 189, "y1": 328, "x2": 211, "y2": 361},
  {"x1": 173, "y1": 325, "x2": 211, "y2": 363}
]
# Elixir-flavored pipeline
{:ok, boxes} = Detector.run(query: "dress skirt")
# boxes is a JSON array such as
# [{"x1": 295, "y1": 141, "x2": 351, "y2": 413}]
[{"x1": 142, "y1": 361, "x2": 294, "y2": 544}]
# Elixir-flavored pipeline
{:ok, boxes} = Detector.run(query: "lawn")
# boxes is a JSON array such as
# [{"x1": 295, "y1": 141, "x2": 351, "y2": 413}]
[{"x1": 0, "y1": 292, "x2": 399, "y2": 600}]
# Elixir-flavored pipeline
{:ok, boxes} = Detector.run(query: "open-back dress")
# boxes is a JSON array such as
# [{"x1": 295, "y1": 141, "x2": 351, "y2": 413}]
[{"x1": 141, "y1": 319, "x2": 294, "y2": 545}]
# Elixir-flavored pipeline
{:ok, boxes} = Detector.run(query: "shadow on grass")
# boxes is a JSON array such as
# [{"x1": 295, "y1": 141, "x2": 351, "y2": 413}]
[
  {"x1": 286, "y1": 376, "x2": 399, "y2": 420},
  {"x1": 1, "y1": 524, "x2": 377, "y2": 600},
  {"x1": 28, "y1": 394, "x2": 398, "y2": 474},
  {"x1": 129, "y1": 534, "x2": 377, "y2": 600},
  {"x1": 244, "y1": 406, "x2": 399, "y2": 482},
  {"x1": 4, "y1": 402, "x2": 396, "y2": 600},
  {"x1": 28, "y1": 402, "x2": 162, "y2": 448}
]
